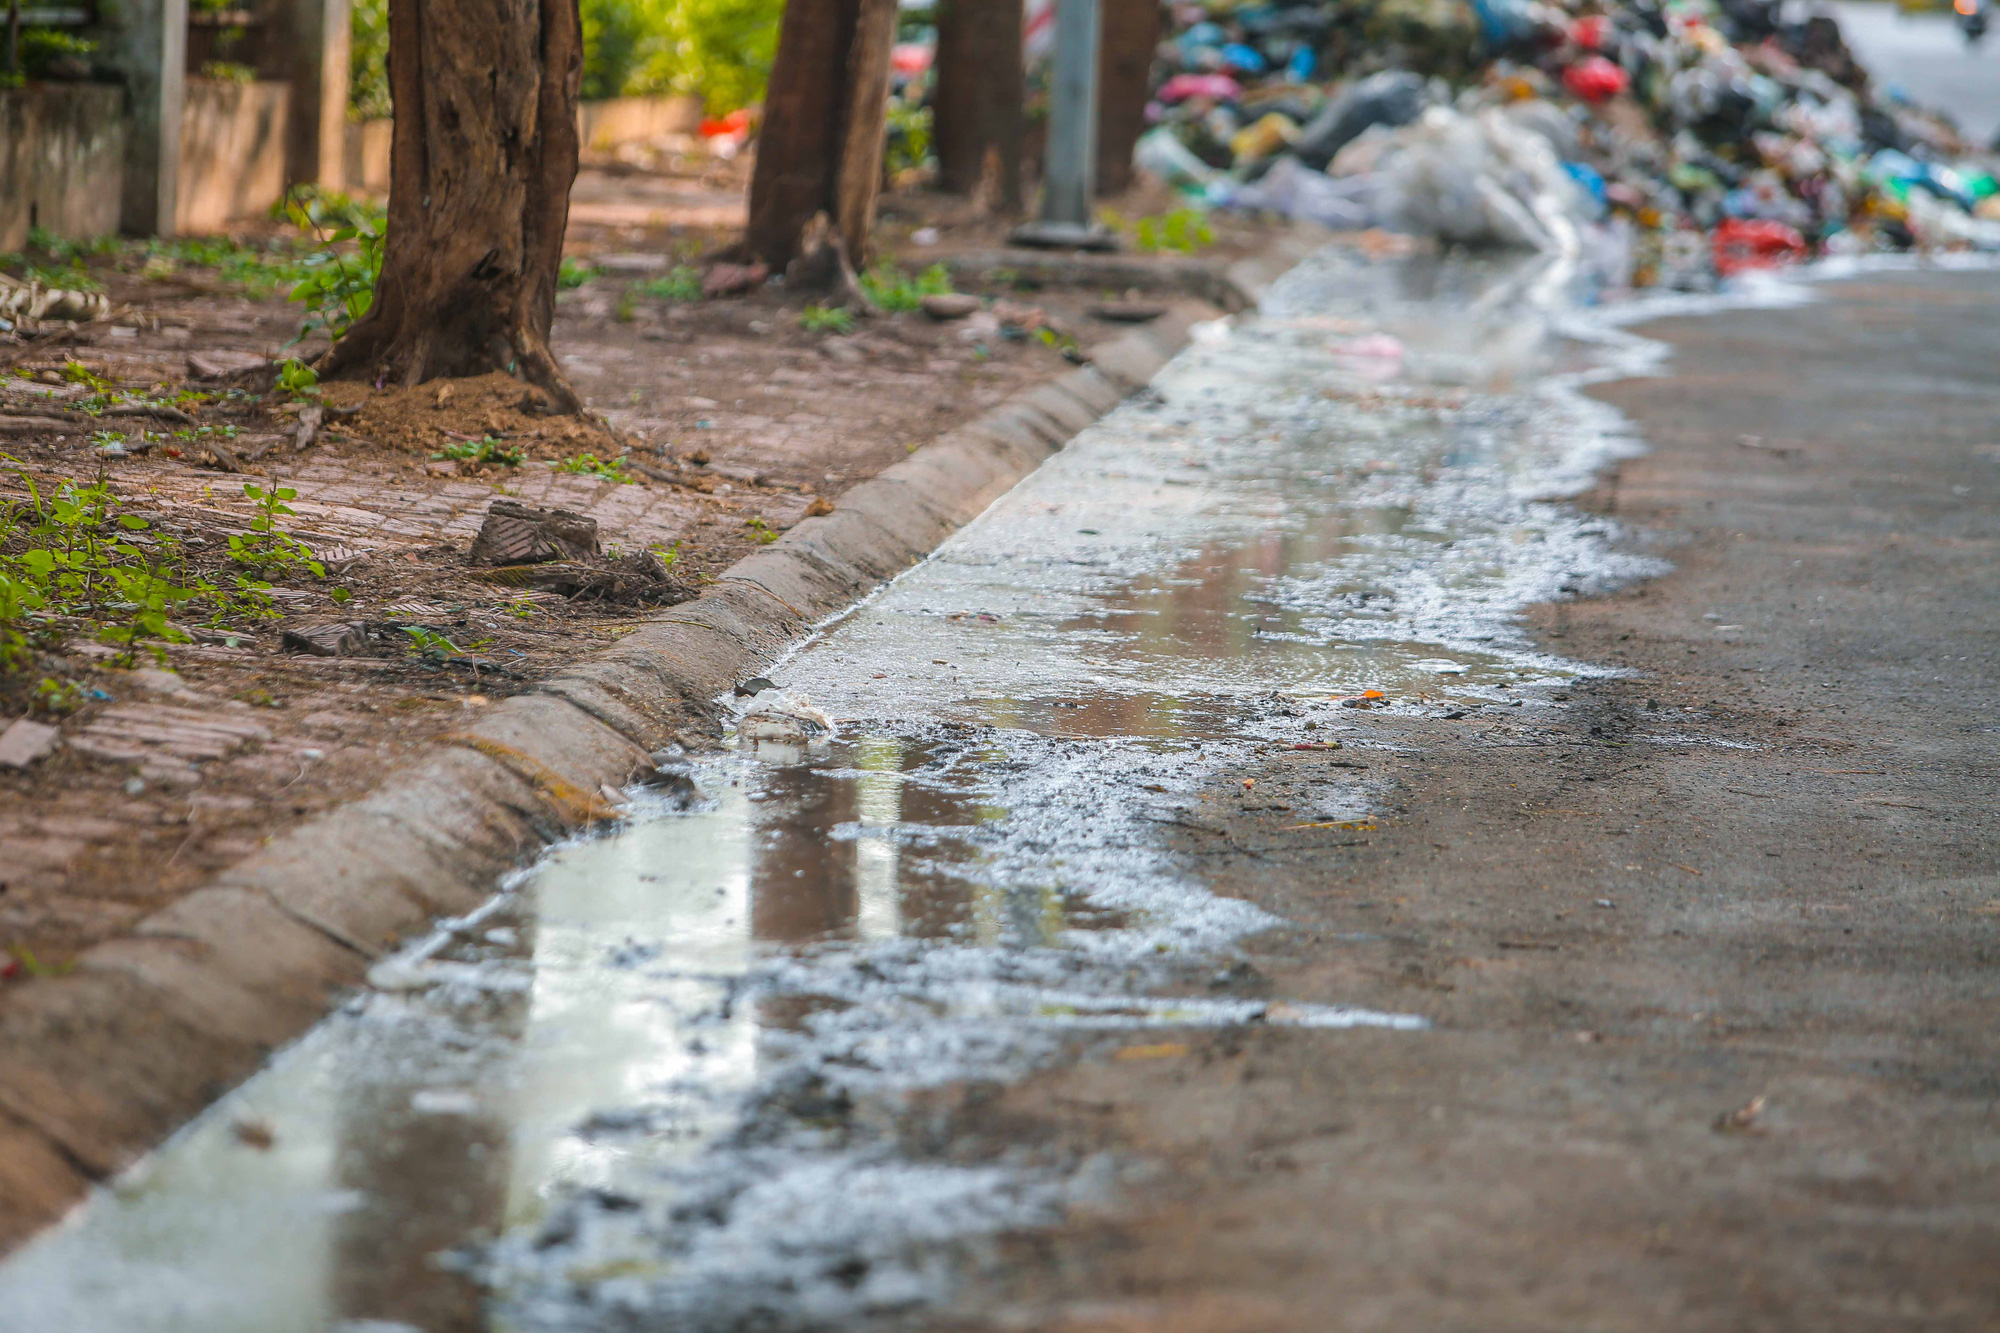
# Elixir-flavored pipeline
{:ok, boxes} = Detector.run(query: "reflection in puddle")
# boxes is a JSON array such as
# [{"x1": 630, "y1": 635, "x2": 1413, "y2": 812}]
[{"x1": 1, "y1": 248, "x2": 1689, "y2": 1331}]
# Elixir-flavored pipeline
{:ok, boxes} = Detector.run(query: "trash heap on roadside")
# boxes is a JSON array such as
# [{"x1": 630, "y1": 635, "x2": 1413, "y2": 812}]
[{"x1": 1141, "y1": 0, "x2": 2000, "y2": 286}]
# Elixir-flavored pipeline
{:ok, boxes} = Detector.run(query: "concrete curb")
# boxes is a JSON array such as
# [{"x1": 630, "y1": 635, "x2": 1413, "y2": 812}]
[{"x1": 0, "y1": 233, "x2": 1322, "y2": 1247}]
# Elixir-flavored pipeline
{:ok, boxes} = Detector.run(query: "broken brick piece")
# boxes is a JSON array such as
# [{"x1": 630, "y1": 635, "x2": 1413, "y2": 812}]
[{"x1": 467, "y1": 500, "x2": 601, "y2": 567}]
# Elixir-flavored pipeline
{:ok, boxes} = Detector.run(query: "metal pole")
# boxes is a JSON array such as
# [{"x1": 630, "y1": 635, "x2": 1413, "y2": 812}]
[
  {"x1": 1041, "y1": 0, "x2": 1097, "y2": 225},
  {"x1": 1009, "y1": 0, "x2": 1115, "y2": 249}
]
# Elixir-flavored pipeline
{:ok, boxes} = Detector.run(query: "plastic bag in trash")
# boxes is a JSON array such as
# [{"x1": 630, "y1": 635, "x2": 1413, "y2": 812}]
[
  {"x1": 1226, "y1": 155, "x2": 1384, "y2": 230},
  {"x1": 1294, "y1": 71, "x2": 1433, "y2": 171},
  {"x1": 1468, "y1": 0, "x2": 1566, "y2": 51},
  {"x1": 1135, "y1": 126, "x2": 1223, "y2": 188},
  {"x1": 1378, "y1": 106, "x2": 1588, "y2": 253}
]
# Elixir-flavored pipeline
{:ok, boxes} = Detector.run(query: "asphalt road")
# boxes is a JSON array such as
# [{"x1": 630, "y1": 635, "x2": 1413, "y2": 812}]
[
  {"x1": 1832, "y1": 0, "x2": 2000, "y2": 145},
  {"x1": 948, "y1": 267, "x2": 2000, "y2": 1330}
]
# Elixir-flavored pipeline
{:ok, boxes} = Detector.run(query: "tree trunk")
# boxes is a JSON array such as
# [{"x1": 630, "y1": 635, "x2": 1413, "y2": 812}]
[
  {"x1": 834, "y1": 0, "x2": 899, "y2": 267},
  {"x1": 1096, "y1": 0, "x2": 1159, "y2": 197},
  {"x1": 743, "y1": 0, "x2": 899, "y2": 271},
  {"x1": 318, "y1": 0, "x2": 584, "y2": 411},
  {"x1": 933, "y1": 0, "x2": 1023, "y2": 210}
]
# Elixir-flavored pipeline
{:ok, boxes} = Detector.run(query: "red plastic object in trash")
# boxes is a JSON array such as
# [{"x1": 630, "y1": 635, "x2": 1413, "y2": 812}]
[
  {"x1": 1157, "y1": 73, "x2": 1242, "y2": 105},
  {"x1": 700, "y1": 108, "x2": 753, "y2": 139},
  {"x1": 1562, "y1": 55, "x2": 1629, "y2": 103},
  {"x1": 1711, "y1": 218, "x2": 1808, "y2": 277},
  {"x1": 1570, "y1": 14, "x2": 1612, "y2": 49}
]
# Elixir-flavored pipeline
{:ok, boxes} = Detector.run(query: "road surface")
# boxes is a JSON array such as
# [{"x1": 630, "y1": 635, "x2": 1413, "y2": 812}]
[
  {"x1": 1833, "y1": 0, "x2": 2000, "y2": 145},
  {"x1": 0, "y1": 255, "x2": 1994, "y2": 1330}
]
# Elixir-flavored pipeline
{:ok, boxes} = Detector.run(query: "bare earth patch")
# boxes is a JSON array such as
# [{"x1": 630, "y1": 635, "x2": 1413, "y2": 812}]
[{"x1": 0, "y1": 165, "x2": 1242, "y2": 980}]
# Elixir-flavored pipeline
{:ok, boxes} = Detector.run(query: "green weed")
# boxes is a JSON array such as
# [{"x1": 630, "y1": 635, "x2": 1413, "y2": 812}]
[
  {"x1": 228, "y1": 484, "x2": 327, "y2": 579},
  {"x1": 137, "y1": 234, "x2": 324, "y2": 300},
  {"x1": 401, "y1": 626, "x2": 461, "y2": 660},
  {"x1": 276, "y1": 359, "x2": 320, "y2": 397},
  {"x1": 432, "y1": 436, "x2": 525, "y2": 467},
  {"x1": 1104, "y1": 206, "x2": 1215, "y2": 254},
  {"x1": 556, "y1": 453, "x2": 635, "y2": 484},
  {"x1": 559, "y1": 257, "x2": 600, "y2": 289},
  {"x1": 5, "y1": 945, "x2": 72, "y2": 979},
  {"x1": 0, "y1": 462, "x2": 206, "y2": 670},
  {"x1": 799, "y1": 304, "x2": 855, "y2": 334},
  {"x1": 858, "y1": 262, "x2": 952, "y2": 313},
  {"x1": 283, "y1": 189, "x2": 385, "y2": 346},
  {"x1": 635, "y1": 266, "x2": 703, "y2": 302},
  {"x1": 31, "y1": 676, "x2": 83, "y2": 716}
]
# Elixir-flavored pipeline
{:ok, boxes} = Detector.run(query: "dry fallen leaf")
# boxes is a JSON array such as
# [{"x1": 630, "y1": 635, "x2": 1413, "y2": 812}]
[{"x1": 1714, "y1": 1094, "x2": 1768, "y2": 1134}]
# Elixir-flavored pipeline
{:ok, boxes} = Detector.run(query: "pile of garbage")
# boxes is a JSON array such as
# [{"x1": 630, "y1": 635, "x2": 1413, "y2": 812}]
[{"x1": 1142, "y1": 0, "x2": 2000, "y2": 286}]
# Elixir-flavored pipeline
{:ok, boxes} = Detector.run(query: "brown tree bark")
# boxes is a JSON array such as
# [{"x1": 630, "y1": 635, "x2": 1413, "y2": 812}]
[
  {"x1": 932, "y1": 0, "x2": 1024, "y2": 209},
  {"x1": 743, "y1": 0, "x2": 900, "y2": 271},
  {"x1": 1096, "y1": 0, "x2": 1160, "y2": 196},
  {"x1": 318, "y1": 0, "x2": 585, "y2": 411},
  {"x1": 834, "y1": 0, "x2": 899, "y2": 266}
]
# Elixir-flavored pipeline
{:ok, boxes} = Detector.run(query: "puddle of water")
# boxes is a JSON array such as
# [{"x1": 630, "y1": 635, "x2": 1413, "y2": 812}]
[{"x1": 0, "y1": 248, "x2": 1780, "y2": 1331}]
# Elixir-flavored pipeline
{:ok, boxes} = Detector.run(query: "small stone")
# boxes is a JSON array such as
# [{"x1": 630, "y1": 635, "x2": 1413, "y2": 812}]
[
  {"x1": 185, "y1": 349, "x2": 269, "y2": 380},
  {"x1": 990, "y1": 300, "x2": 1047, "y2": 332},
  {"x1": 592, "y1": 252, "x2": 670, "y2": 275},
  {"x1": 920, "y1": 293, "x2": 981, "y2": 321},
  {"x1": 701, "y1": 261, "x2": 768, "y2": 298},
  {"x1": 1087, "y1": 300, "x2": 1168, "y2": 323},
  {"x1": 126, "y1": 668, "x2": 188, "y2": 695},
  {"x1": 0, "y1": 718, "x2": 59, "y2": 769}
]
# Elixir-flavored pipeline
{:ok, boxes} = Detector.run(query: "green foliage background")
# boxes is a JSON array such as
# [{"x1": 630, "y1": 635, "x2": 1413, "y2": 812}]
[{"x1": 348, "y1": 0, "x2": 782, "y2": 120}]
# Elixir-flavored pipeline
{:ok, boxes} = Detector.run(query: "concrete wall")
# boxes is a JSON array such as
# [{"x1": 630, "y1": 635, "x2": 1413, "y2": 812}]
[
  {"x1": 177, "y1": 79, "x2": 292, "y2": 234},
  {"x1": 341, "y1": 97, "x2": 706, "y2": 204},
  {"x1": 0, "y1": 85, "x2": 127, "y2": 250},
  {"x1": 577, "y1": 94, "x2": 705, "y2": 151},
  {"x1": 343, "y1": 117, "x2": 392, "y2": 197}
]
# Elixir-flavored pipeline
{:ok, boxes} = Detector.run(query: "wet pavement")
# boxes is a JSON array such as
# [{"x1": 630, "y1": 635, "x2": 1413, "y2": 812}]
[{"x1": 0, "y1": 249, "x2": 1785, "y2": 1331}]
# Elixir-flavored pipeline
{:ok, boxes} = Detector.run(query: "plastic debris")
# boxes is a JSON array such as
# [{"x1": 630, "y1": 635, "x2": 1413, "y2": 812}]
[
  {"x1": 0, "y1": 272, "x2": 110, "y2": 323},
  {"x1": 1711, "y1": 217, "x2": 1807, "y2": 276},
  {"x1": 1134, "y1": 0, "x2": 2000, "y2": 286}
]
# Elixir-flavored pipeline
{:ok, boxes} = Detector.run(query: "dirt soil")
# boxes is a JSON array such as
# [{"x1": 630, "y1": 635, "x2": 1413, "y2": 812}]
[
  {"x1": 912, "y1": 270, "x2": 2000, "y2": 1330},
  {"x1": 0, "y1": 163, "x2": 1243, "y2": 980}
]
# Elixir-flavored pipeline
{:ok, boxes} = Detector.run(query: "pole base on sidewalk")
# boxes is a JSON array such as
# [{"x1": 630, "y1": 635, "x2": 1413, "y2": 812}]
[{"x1": 1007, "y1": 221, "x2": 1120, "y2": 252}]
